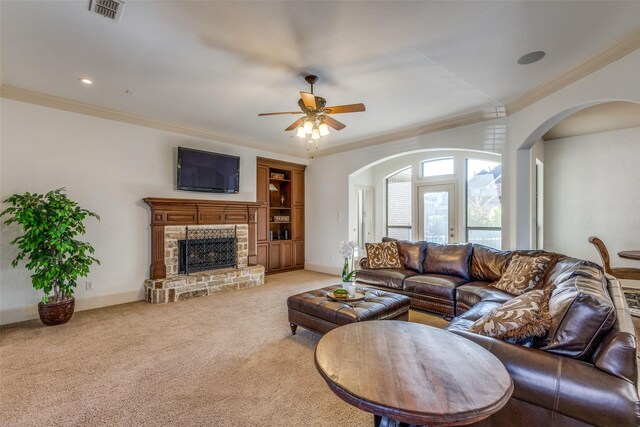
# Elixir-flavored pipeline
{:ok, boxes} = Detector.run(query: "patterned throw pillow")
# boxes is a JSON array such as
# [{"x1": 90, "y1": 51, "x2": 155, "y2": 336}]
[
  {"x1": 365, "y1": 241, "x2": 402, "y2": 269},
  {"x1": 470, "y1": 288, "x2": 552, "y2": 340},
  {"x1": 493, "y1": 253, "x2": 557, "y2": 295}
]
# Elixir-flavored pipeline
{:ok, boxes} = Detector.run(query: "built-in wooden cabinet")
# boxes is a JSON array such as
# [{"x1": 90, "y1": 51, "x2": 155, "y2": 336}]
[{"x1": 257, "y1": 157, "x2": 305, "y2": 274}]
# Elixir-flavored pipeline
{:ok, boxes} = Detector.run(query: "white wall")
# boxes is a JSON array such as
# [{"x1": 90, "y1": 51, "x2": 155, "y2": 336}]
[
  {"x1": 543, "y1": 127, "x2": 640, "y2": 267},
  {"x1": 0, "y1": 99, "x2": 307, "y2": 323}
]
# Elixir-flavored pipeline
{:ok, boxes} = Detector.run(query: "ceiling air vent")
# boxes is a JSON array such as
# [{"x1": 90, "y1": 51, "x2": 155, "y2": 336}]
[{"x1": 89, "y1": 0, "x2": 125, "y2": 22}]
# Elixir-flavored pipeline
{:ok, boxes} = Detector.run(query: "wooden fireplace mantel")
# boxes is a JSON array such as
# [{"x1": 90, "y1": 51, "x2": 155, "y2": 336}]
[{"x1": 144, "y1": 197, "x2": 260, "y2": 279}]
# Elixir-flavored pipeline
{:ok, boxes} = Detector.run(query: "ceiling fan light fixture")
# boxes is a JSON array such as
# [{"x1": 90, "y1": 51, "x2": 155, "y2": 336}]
[
  {"x1": 258, "y1": 75, "x2": 366, "y2": 151},
  {"x1": 303, "y1": 120, "x2": 313, "y2": 134}
]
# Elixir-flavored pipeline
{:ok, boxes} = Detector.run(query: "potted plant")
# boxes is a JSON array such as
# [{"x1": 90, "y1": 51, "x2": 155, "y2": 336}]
[
  {"x1": 1, "y1": 188, "x2": 100, "y2": 326},
  {"x1": 339, "y1": 241, "x2": 358, "y2": 296}
]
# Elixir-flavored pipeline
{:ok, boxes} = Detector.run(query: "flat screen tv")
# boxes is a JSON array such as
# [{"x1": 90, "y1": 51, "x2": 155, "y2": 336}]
[{"x1": 177, "y1": 147, "x2": 240, "y2": 194}]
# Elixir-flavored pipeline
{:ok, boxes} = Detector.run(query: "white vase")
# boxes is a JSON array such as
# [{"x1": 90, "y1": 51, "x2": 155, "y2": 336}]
[{"x1": 342, "y1": 281, "x2": 356, "y2": 297}]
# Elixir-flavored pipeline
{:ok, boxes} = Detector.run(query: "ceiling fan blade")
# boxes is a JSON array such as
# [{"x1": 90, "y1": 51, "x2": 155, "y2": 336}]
[
  {"x1": 300, "y1": 91, "x2": 317, "y2": 110},
  {"x1": 258, "y1": 111, "x2": 302, "y2": 116},
  {"x1": 323, "y1": 103, "x2": 366, "y2": 114},
  {"x1": 284, "y1": 117, "x2": 305, "y2": 131},
  {"x1": 323, "y1": 115, "x2": 346, "y2": 131}
]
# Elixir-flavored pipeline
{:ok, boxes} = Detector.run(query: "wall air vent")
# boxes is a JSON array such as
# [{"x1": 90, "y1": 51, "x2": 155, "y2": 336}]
[{"x1": 89, "y1": 0, "x2": 125, "y2": 22}]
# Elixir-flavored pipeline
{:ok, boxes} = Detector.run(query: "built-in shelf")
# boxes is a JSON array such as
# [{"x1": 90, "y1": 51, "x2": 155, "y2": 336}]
[{"x1": 258, "y1": 157, "x2": 306, "y2": 274}]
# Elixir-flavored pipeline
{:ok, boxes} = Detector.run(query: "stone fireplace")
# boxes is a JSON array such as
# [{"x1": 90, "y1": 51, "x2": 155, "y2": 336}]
[
  {"x1": 143, "y1": 198, "x2": 265, "y2": 304},
  {"x1": 177, "y1": 227, "x2": 237, "y2": 274}
]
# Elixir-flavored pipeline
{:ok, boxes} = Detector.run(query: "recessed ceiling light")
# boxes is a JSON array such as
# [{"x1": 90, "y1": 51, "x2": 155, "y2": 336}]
[
  {"x1": 517, "y1": 51, "x2": 546, "y2": 65},
  {"x1": 79, "y1": 77, "x2": 93, "y2": 85}
]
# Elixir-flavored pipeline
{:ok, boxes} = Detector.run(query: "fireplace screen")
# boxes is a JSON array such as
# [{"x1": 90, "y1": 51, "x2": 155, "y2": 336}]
[{"x1": 178, "y1": 227, "x2": 237, "y2": 274}]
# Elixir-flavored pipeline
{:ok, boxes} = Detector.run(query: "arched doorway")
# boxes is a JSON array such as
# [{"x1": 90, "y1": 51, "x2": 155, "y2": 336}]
[{"x1": 516, "y1": 100, "x2": 640, "y2": 262}]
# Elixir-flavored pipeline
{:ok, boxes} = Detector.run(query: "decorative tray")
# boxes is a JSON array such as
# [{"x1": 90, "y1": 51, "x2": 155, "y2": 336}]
[{"x1": 327, "y1": 290, "x2": 366, "y2": 302}]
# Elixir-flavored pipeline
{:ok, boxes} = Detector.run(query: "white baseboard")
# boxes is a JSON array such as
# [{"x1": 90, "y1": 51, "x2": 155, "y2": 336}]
[
  {"x1": 304, "y1": 263, "x2": 341, "y2": 276},
  {"x1": 0, "y1": 289, "x2": 144, "y2": 325}
]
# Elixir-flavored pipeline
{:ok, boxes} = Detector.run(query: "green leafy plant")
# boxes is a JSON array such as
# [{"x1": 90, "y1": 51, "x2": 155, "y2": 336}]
[{"x1": 1, "y1": 188, "x2": 100, "y2": 304}]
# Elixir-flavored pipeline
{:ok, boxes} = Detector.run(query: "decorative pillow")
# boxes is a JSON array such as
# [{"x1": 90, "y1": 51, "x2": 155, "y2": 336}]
[
  {"x1": 470, "y1": 288, "x2": 552, "y2": 340},
  {"x1": 493, "y1": 253, "x2": 557, "y2": 295},
  {"x1": 365, "y1": 241, "x2": 402, "y2": 269}
]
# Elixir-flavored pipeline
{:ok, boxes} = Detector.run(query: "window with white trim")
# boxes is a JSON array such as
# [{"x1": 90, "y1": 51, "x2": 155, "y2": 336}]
[
  {"x1": 421, "y1": 157, "x2": 454, "y2": 178},
  {"x1": 466, "y1": 158, "x2": 502, "y2": 249},
  {"x1": 386, "y1": 167, "x2": 412, "y2": 240}
]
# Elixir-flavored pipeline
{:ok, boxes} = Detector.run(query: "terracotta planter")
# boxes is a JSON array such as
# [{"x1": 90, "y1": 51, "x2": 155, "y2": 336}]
[{"x1": 38, "y1": 297, "x2": 75, "y2": 326}]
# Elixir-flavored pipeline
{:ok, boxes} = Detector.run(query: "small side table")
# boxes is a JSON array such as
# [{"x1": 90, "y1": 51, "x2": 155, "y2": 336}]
[
  {"x1": 315, "y1": 321, "x2": 513, "y2": 426},
  {"x1": 619, "y1": 251, "x2": 640, "y2": 261}
]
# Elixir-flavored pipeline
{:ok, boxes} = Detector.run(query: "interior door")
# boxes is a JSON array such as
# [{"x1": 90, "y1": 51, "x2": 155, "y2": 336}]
[{"x1": 418, "y1": 183, "x2": 456, "y2": 243}]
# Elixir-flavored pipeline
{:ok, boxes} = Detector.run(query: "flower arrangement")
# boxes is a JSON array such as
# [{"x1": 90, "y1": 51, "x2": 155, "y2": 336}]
[{"x1": 339, "y1": 241, "x2": 358, "y2": 282}]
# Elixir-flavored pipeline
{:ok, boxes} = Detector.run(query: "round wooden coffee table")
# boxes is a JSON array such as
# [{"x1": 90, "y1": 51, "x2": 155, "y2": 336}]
[{"x1": 315, "y1": 321, "x2": 513, "y2": 426}]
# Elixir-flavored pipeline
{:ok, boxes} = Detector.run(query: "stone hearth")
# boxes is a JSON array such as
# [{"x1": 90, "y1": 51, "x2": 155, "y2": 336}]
[{"x1": 144, "y1": 265, "x2": 265, "y2": 304}]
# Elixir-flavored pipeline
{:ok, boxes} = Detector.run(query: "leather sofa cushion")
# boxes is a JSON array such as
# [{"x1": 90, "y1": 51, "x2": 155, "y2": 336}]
[
  {"x1": 422, "y1": 243, "x2": 473, "y2": 280},
  {"x1": 445, "y1": 316, "x2": 474, "y2": 333},
  {"x1": 536, "y1": 275, "x2": 616, "y2": 360},
  {"x1": 403, "y1": 274, "x2": 466, "y2": 300},
  {"x1": 592, "y1": 280, "x2": 638, "y2": 384},
  {"x1": 456, "y1": 281, "x2": 512, "y2": 308},
  {"x1": 446, "y1": 300, "x2": 504, "y2": 333},
  {"x1": 355, "y1": 268, "x2": 418, "y2": 289},
  {"x1": 456, "y1": 300, "x2": 504, "y2": 322},
  {"x1": 470, "y1": 245, "x2": 513, "y2": 282},
  {"x1": 544, "y1": 256, "x2": 604, "y2": 288},
  {"x1": 382, "y1": 237, "x2": 428, "y2": 273}
]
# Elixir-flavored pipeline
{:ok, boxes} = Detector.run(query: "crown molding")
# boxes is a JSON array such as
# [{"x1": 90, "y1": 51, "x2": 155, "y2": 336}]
[
  {"x1": 506, "y1": 27, "x2": 640, "y2": 115},
  {"x1": 0, "y1": 85, "x2": 305, "y2": 158},
  {"x1": 312, "y1": 110, "x2": 491, "y2": 157}
]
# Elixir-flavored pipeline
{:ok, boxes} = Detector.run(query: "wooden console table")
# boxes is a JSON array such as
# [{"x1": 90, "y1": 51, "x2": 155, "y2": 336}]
[{"x1": 315, "y1": 321, "x2": 513, "y2": 426}]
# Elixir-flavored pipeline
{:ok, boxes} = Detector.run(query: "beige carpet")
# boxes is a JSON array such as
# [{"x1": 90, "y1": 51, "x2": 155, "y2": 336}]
[{"x1": 0, "y1": 270, "x2": 447, "y2": 427}]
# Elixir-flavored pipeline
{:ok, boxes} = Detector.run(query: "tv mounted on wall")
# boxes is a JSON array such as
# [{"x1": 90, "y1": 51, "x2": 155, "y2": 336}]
[{"x1": 177, "y1": 147, "x2": 240, "y2": 194}]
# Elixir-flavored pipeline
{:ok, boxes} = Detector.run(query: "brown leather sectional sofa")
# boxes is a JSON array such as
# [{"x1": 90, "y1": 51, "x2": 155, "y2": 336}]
[{"x1": 356, "y1": 239, "x2": 640, "y2": 426}]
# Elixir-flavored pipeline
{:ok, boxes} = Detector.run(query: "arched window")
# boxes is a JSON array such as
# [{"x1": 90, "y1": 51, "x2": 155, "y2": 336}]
[{"x1": 421, "y1": 157, "x2": 454, "y2": 177}]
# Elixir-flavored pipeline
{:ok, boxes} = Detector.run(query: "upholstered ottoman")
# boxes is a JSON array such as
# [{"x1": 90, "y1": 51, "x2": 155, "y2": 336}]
[{"x1": 287, "y1": 285, "x2": 410, "y2": 335}]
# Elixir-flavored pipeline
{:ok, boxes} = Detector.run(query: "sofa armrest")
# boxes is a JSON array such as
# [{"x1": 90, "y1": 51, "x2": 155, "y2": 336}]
[
  {"x1": 359, "y1": 257, "x2": 369, "y2": 269},
  {"x1": 451, "y1": 330, "x2": 640, "y2": 427}
]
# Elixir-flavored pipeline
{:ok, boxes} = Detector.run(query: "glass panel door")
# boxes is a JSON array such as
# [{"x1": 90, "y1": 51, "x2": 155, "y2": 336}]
[{"x1": 418, "y1": 183, "x2": 456, "y2": 243}]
